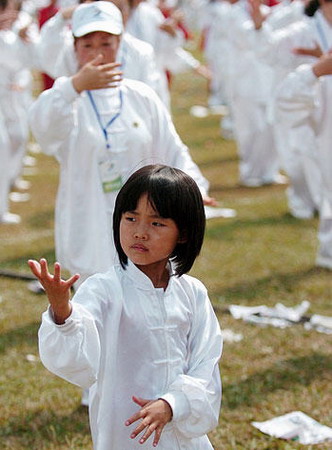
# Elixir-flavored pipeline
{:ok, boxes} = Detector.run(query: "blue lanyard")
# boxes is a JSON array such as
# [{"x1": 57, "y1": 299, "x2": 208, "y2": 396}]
[
  {"x1": 315, "y1": 15, "x2": 330, "y2": 53},
  {"x1": 87, "y1": 89, "x2": 123, "y2": 150}
]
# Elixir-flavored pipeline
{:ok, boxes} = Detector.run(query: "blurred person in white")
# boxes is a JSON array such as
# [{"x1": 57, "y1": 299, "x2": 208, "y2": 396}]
[
  {"x1": 29, "y1": 1, "x2": 215, "y2": 286},
  {"x1": 126, "y1": 0, "x2": 211, "y2": 109},
  {"x1": 275, "y1": 52, "x2": 332, "y2": 269},
  {"x1": 246, "y1": 0, "x2": 332, "y2": 218},
  {"x1": 0, "y1": 0, "x2": 40, "y2": 224},
  {"x1": 214, "y1": 0, "x2": 283, "y2": 187},
  {"x1": 38, "y1": 0, "x2": 161, "y2": 97}
]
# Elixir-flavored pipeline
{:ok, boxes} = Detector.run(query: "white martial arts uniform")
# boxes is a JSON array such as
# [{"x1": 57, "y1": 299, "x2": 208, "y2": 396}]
[
  {"x1": 126, "y1": 1, "x2": 199, "y2": 109},
  {"x1": 0, "y1": 30, "x2": 19, "y2": 218},
  {"x1": 29, "y1": 77, "x2": 209, "y2": 277},
  {"x1": 38, "y1": 260, "x2": 223, "y2": 450},
  {"x1": 0, "y1": 25, "x2": 38, "y2": 218},
  {"x1": 203, "y1": 0, "x2": 231, "y2": 105},
  {"x1": 0, "y1": 11, "x2": 40, "y2": 188},
  {"x1": 249, "y1": 8, "x2": 331, "y2": 217},
  {"x1": 38, "y1": 12, "x2": 160, "y2": 92},
  {"x1": 276, "y1": 64, "x2": 332, "y2": 269},
  {"x1": 223, "y1": 0, "x2": 280, "y2": 186}
]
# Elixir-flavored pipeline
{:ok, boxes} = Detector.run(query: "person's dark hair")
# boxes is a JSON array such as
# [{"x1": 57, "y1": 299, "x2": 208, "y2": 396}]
[
  {"x1": 113, "y1": 164, "x2": 206, "y2": 276},
  {"x1": 305, "y1": 0, "x2": 320, "y2": 16},
  {"x1": 0, "y1": 0, "x2": 8, "y2": 10}
]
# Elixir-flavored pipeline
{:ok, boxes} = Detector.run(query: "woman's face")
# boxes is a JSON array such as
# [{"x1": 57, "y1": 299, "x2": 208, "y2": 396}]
[{"x1": 75, "y1": 31, "x2": 121, "y2": 67}]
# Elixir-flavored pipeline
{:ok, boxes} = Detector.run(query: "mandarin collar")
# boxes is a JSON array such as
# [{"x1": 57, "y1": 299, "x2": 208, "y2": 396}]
[{"x1": 121, "y1": 259, "x2": 175, "y2": 291}]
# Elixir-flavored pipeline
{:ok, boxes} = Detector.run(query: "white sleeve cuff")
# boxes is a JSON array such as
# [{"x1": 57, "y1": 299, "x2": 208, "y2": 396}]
[
  {"x1": 160, "y1": 391, "x2": 191, "y2": 421},
  {"x1": 46, "y1": 302, "x2": 82, "y2": 335}
]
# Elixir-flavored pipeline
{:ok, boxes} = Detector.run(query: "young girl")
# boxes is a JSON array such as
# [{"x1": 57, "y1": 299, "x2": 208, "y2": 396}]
[{"x1": 29, "y1": 164, "x2": 223, "y2": 449}]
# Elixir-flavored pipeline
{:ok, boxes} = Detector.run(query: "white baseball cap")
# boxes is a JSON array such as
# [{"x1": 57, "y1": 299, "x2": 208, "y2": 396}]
[{"x1": 72, "y1": 1, "x2": 123, "y2": 38}]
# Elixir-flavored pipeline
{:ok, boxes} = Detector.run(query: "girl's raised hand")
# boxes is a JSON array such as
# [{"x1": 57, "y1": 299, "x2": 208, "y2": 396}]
[
  {"x1": 28, "y1": 259, "x2": 80, "y2": 324},
  {"x1": 125, "y1": 395, "x2": 172, "y2": 447}
]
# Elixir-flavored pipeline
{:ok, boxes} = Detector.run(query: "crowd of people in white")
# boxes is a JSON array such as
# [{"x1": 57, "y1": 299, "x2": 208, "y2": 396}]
[{"x1": 0, "y1": 0, "x2": 331, "y2": 272}]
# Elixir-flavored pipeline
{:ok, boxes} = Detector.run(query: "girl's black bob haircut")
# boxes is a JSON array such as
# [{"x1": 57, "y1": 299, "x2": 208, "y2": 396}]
[{"x1": 113, "y1": 164, "x2": 206, "y2": 277}]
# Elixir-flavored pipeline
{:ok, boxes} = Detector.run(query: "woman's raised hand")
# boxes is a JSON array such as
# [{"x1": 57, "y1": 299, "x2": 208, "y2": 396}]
[
  {"x1": 72, "y1": 55, "x2": 123, "y2": 93},
  {"x1": 28, "y1": 259, "x2": 79, "y2": 324}
]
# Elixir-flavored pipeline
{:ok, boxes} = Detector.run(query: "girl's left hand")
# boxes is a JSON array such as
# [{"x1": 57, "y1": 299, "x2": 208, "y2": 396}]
[{"x1": 125, "y1": 395, "x2": 172, "y2": 447}]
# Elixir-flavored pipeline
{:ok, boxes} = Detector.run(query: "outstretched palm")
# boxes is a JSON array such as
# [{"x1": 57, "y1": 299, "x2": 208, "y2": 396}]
[{"x1": 28, "y1": 258, "x2": 80, "y2": 324}]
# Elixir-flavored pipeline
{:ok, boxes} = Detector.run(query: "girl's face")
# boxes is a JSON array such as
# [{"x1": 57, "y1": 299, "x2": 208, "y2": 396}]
[
  {"x1": 75, "y1": 31, "x2": 120, "y2": 67},
  {"x1": 120, "y1": 193, "x2": 181, "y2": 277}
]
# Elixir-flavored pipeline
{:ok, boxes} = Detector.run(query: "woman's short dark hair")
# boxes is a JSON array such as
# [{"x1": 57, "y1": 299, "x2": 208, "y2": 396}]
[{"x1": 113, "y1": 164, "x2": 206, "y2": 276}]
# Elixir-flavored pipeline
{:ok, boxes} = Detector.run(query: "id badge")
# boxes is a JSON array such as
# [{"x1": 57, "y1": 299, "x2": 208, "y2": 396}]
[{"x1": 99, "y1": 160, "x2": 123, "y2": 193}]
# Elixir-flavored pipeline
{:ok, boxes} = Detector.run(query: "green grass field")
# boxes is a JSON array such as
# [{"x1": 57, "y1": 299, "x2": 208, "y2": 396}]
[{"x1": 0, "y1": 69, "x2": 331, "y2": 449}]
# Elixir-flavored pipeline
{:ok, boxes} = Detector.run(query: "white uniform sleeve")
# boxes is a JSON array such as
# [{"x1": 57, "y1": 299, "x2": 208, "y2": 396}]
[
  {"x1": 275, "y1": 64, "x2": 318, "y2": 126},
  {"x1": 160, "y1": 281, "x2": 222, "y2": 438},
  {"x1": 28, "y1": 76, "x2": 79, "y2": 159},
  {"x1": 38, "y1": 12, "x2": 73, "y2": 78},
  {"x1": 0, "y1": 30, "x2": 38, "y2": 71},
  {"x1": 38, "y1": 303, "x2": 100, "y2": 389},
  {"x1": 38, "y1": 273, "x2": 122, "y2": 389},
  {"x1": 53, "y1": 43, "x2": 79, "y2": 78},
  {"x1": 248, "y1": 19, "x2": 317, "y2": 71},
  {"x1": 165, "y1": 47, "x2": 200, "y2": 74}
]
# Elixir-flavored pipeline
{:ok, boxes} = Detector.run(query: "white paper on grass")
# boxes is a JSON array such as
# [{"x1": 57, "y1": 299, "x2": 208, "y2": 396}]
[
  {"x1": 229, "y1": 301, "x2": 310, "y2": 326},
  {"x1": 244, "y1": 315, "x2": 292, "y2": 329},
  {"x1": 190, "y1": 105, "x2": 209, "y2": 118},
  {"x1": 189, "y1": 105, "x2": 229, "y2": 118},
  {"x1": 204, "y1": 206, "x2": 237, "y2": 220},
  {"x1": 220, "y1": 328, "x2": 243, "y2": 342},
  {"x1": 304, "y1": 314, "x2": 332, "y2": 334},
  {"x1": 252, "y1": 411, "x2": 332, "y2": 445}
]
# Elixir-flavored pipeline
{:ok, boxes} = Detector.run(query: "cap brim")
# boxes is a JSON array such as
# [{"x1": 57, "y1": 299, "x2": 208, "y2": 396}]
[{"x1": 73, "y1": 21, "x2": 122, "y2": 37}]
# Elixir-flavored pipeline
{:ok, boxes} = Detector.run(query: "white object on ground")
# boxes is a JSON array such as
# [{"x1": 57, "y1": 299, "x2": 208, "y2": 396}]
[
  {"x1": 229, "y1": 301, "x2": 310, "y2": 328},
  {"x1": 190, "y1": 105, "x2": 209, "y2": 118},
  {"x1": 221, "y1": 328, "x2": 243, "y2": 342},
  {"x1": 252, "y1": 411, "x2": 332, "y2": 445},
  {"x1": 26, "y1": 354, "x2": 39, "y2": 362},
  {"x1": 9, "y1": 192, "x2": 30, "y2": 203},
  {"x1": 0, "y1": 212, "x2": 21, "y2": 224},
  {"x1": 304, "y1": 314, "x2": 332, "y2": 334},
  {"x1": 204, "y1": 206, "x2": 237, "y2": 220}
]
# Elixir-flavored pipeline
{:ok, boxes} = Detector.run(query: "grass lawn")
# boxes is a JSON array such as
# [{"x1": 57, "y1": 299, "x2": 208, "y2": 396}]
[{"x1": 0, "y1": 67, "x2": 331, "y2": 449}]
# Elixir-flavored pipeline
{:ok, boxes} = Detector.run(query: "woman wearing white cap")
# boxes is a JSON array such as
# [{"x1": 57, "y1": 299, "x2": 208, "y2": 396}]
[
  {"x1": 29, "y1": 1, "x2": 215, "y2": 283},
  {"x1": 37, "y1": 0, "x2": 161, "y2": 96}
]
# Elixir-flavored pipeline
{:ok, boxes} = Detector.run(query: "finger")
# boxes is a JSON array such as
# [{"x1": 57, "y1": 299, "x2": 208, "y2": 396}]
[
  {"x1": 53, "y1": 262, "x2": 61, "y2": 282},
  {"x1": 130, "y1": 419, "x2": 149, "y2": 439},
  {"x1": 91, "y1": 54, "x2": 104, "y2": 66},
  {"x1": 132, "y1": 396, "x2": 150, "y2": 407},
  {"x1": 100, "y1": 62, "x2": 122, "y2": 70},
  {"x1": 65, "y1": 273, "x2": 80, "y2": 289},
  {"x1": 107, "y1": 70, "x2": 123, "y2": 79},
  {"x1": 153, "y1": 426, "x2": 163, "y2": 447},
  {"x1": 139, "y1": 422, "x2": 157, "y2": 444},
  {"x1": 125, "y1": 411, "x2": 142, "y2": 426},
  {"x1": 40, "y1": 258, "x2": 49, "y2": 278},
  {"x1": 27, "y1": 259, "x2": 41, "y2": 278}
]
